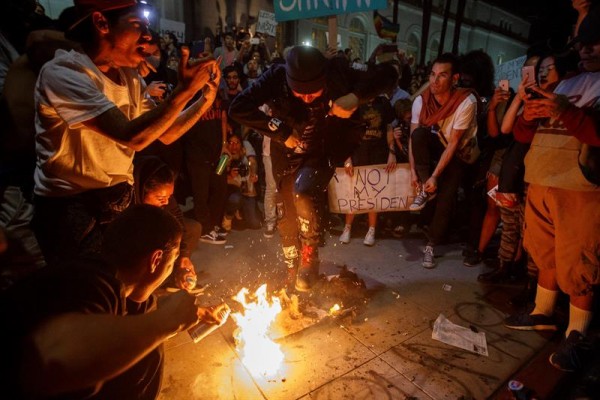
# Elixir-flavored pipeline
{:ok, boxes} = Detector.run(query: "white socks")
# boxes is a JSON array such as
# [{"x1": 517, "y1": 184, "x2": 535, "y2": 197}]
[
  {"x1": 531, "y1": 285, "x2": 558, "y2": 316},
  {"x1": 566, "y1": 304, "x2": 593, "y2": 337}
]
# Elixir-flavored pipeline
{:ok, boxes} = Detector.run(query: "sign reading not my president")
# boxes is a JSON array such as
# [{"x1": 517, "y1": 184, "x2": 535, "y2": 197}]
[
  {"x1": 274, "y1": 0, "x2": 387, "y2": 22},
  {"x1": 328, "y1": 164, "x2": 415, "y2": 214}
]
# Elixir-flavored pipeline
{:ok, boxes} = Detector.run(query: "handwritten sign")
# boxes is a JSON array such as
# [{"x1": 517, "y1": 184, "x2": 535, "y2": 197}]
[
  {"x1": 159, "y1": 18, "x2": 185, "y2": 43},
  {"x1": 275, "y1": 0, "x2": 387, "y2": 22},
  {"x1": 328, "y1": 164, "x2": 415, "y2": 214},
  {"x1": 494, "y1": 55, "x2": 526, "y2": 91},
  {"x1": 256, "y1": 10, "x2": 277, "y2": 37}
]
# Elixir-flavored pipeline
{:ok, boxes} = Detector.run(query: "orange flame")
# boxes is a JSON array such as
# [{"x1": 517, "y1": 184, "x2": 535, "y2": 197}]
[{"x1": 231, "y1": 284, "x2": 284, "y2": 377}]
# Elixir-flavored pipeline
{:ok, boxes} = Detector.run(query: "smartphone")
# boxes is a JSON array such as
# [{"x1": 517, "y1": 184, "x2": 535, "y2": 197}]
[
  {"x1": 250, "y1": 37, "x2": 260, "y2": 45},
  {"x1": 499, "y1": 79, "x2": 509, "y2": 92},
  {"x1": 525, "y1": 86, "x2": 543, "y2": 99},
  {"x1": 521, "y1": 65, "x2": 536, "y2": 86}
]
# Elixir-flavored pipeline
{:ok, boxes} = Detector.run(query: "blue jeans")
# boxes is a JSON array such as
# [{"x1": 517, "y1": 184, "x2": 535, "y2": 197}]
[{"x1": 225, "y1": 187, "x2": 262, "y2": 229}]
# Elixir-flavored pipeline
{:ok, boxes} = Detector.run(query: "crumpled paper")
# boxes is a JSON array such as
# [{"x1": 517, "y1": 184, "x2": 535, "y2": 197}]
[{"x1": 432, "y1": 314, "x2": 488, "y2": 356}]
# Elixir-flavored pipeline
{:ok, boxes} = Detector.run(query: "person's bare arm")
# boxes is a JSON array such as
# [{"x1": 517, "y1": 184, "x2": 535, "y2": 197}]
[
  {"x1": 423, "y1": 127, "x2": 466, "y2": 193},
  {"x1": 385, "y1": 123, "x2": 397, "y2": 172},
  {"x1": 487, "y1": 87, "x2": 510, "y2": 138},
  {"x1": 22, "y1": 291, "x2": 200, "y2": 398},
  {"x1": 408, "y1": 122, "x2": 419, "y2": 187},
  {"x1": 82, "y1": 48, "x2": 219, "y2": 150},
  {"x1": 573, "y1": 0, "x2": 591, "y2": 36}
]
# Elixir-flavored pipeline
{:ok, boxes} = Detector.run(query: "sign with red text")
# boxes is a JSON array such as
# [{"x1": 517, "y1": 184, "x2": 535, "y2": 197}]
[{"x1": 328, "y1": 164, "x2": 415, "y2": 214}]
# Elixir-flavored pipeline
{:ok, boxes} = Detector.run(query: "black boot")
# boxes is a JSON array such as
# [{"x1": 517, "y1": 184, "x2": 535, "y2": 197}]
[
  {"x1": 478, "y1": 260, "x2": 515, "y2": 284},
  {"x1": 295, "y1": 245, "x2": 319, "y2": 292}
]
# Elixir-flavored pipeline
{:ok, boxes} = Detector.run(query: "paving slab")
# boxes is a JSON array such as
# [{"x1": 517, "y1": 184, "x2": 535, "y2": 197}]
[
  {"x1": 158, "y1": 228, "x2": 551, "y2": 400},
  {"x1": 307, "y1": 356, "x2": 432, "y2": 399}
]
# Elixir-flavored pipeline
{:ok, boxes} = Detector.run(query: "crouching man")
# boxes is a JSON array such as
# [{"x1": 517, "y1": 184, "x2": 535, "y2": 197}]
[{"x1": 0, "y1": 205, "x2": 225, "y2": 399}]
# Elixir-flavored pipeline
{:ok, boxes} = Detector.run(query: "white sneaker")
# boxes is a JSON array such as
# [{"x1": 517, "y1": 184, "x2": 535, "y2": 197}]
[
  {"x1": 363, "y1": 227, "x2": 375, "y2": 246},
  {"x1": 422, "y1": 245, "x2": 435, "y2": 268},
  {"x1": 339, "y1": 225, "x2": 351, "y2": 244},
  {"x1": 199, "y1": 230, "x2": 226, "y2": 245}
]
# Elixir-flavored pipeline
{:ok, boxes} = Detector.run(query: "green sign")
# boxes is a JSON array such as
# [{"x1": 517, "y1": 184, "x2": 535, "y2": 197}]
[{"x1": 274, "y1": 0, "x2": 388, "y2": 22}]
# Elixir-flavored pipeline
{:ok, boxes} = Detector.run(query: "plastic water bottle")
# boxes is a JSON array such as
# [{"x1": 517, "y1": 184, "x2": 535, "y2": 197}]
[
  {"x1": 215, "y1": 154, "x2": 230, "y2": 175},
  {"x1": 188, "y1": 304, "x2": 231, "y2": 343}
]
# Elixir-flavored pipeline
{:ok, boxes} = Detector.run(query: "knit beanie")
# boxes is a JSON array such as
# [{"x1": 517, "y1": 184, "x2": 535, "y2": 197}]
[{"x1": 285, "y1": 46, "x2": 327, "y2": 94}]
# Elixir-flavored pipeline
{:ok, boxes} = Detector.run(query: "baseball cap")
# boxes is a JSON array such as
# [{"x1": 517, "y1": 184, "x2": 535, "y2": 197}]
[
  {"x1": 285, "y1": 46, "x2": 327, "y2": 94},
  {"x1": 67, "y1": 0, "x2": 139, "y2": 33}
]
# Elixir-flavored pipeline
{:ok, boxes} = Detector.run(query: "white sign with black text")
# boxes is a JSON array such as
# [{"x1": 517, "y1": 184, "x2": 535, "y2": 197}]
[
  {"x1": 328, "y1": 164, "x2": 415, "y2": 214},
  {"x1": 256, "y1": 10, "x2": 277, "y2": 37}
]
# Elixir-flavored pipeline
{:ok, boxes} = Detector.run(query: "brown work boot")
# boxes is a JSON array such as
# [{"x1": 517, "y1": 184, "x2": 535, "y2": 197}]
[{"x1": 295, "y1": 245, "x2": 319, "y2": 292}]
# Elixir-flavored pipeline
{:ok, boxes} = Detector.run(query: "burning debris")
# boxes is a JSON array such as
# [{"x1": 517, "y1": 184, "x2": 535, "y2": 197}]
[
  {"x1": 230, "y1": 284, "x2": 284, "y2": 377},
  {"x1": 224, "y1": 267, "x2": 369, "y2": 379}
]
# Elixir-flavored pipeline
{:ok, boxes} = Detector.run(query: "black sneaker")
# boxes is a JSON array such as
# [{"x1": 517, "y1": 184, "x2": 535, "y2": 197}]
[
  {"x1": 214, "y1": 226, "x2": 228, "y2": 237},
  {"x1": 199, "y1": 230, "x2": 226, "y2": 245},
  {"x1": 463, "y1": 250, "x2": 482, "y2": 267},
  {"x1": 504, "y1": 312, "x2": 558, "y2": 331},
  {"x1": 549, "y1": 331, "x2": 592, "y2": 372}
]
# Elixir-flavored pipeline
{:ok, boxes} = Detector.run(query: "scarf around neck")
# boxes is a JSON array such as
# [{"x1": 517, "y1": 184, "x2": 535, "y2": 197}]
[{"x1": 418, "y1": 87, "x2": 476, "y2": 127}]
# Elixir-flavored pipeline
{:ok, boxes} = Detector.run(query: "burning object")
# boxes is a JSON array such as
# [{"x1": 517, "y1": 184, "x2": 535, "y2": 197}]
[{"x1": 231, "y1": 284, "x2": 284, "y2": 377}]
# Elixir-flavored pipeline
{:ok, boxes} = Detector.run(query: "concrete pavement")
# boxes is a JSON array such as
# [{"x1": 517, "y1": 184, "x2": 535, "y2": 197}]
[{"x1": 157, "y1": 226, "x2": 555, "y2": 400}]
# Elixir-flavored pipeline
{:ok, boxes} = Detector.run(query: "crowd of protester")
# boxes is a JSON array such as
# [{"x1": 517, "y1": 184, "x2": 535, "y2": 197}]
[{"x1": 0, "y1": 0, "x2": 598, "y2": 397}]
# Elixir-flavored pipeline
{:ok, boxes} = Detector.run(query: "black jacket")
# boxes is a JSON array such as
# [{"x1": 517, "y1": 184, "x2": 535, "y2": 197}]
[{"x1": 229, "y1": 58, "x2": 399, "y2": 167}]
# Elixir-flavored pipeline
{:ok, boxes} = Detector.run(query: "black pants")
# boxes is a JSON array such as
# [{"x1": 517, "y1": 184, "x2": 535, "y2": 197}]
[
  {"x1": 185, "y1": 159, "x2": 227, "y2": 233},
  {"x1": 411, "y1": 127, "x2": 466, "y2": 245},
  {"x1": 32, "y1": 183, "x2": 133, "y2": 267}
]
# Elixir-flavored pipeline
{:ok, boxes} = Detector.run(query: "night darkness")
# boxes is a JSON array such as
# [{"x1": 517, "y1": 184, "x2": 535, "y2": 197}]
[{"x1": 486, "y1": 0, "x2": 583, "y2": 47}]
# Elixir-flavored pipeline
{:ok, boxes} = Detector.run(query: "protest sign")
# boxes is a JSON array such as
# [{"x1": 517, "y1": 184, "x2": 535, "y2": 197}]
[
  {"x1": 274, "y1": 0, "x2": 387, "y2": 22},
  {"x1": 328, "y1": 164, "x2": 415, "y2": 214},
  {"x1": 256, "y1": 10, "x2": 277, "y2": 36},
  {"x1": 494, "y1": 55, "x2": 526, "y2": 91},
  {"x1": 159, "y1": 18, "x2": 185, "y2": 43}
]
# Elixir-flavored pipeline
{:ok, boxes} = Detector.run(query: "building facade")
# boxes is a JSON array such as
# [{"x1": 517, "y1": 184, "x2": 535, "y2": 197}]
[{"x1": 42, "y1": 0, "x2": 530, "y2": 66}]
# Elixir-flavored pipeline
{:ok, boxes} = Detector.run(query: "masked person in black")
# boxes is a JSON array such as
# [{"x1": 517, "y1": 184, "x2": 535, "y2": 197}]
[{"x1": 229, "y1": 45, "x2": 398, "y2": 291}]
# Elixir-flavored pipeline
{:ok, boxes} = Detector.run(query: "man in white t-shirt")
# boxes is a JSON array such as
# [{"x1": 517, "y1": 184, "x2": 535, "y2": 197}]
[
  {"x1": 32, "y1": 0, "x2": 220, "y2": 266},
  {"x1": 408, "y1": 53, "x2": 478, "y2": 268}
]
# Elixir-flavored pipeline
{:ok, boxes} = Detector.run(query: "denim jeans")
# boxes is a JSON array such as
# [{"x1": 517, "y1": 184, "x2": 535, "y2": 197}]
[
  {"x1": 263, "y1": 155, "x2": 277, "y2": 228},
  {"x1": 277, "y1": 164, "x2": 334, "y2": 249}
]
